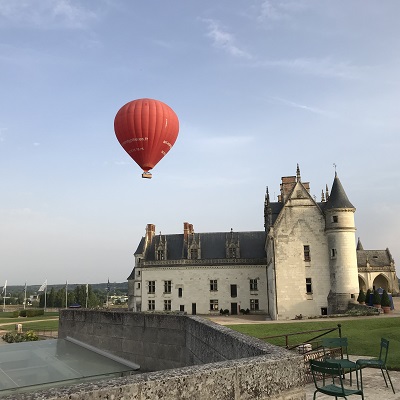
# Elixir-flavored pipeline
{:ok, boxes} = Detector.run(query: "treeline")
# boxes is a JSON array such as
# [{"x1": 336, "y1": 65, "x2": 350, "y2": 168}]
[
  {"x1": 1, "y1": 282, "x2": 128, "y2": 307},
  {"x1": 39, "y1": 285, "x2": 103, "y2": 308}
]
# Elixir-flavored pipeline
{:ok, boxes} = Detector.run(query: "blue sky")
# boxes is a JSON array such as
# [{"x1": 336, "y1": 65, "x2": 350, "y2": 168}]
[{"x1": 1, "y1": 1, "x2": 399, "y2": 285}]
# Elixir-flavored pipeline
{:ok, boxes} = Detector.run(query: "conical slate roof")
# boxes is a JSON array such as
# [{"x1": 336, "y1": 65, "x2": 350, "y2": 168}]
[{"x1": 324, "y1": 173, "x2": 355, "y2": 210}]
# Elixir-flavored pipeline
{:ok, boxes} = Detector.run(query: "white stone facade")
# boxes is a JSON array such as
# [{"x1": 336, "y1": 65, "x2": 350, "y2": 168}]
[{"x1": 130, "y1": 263, "x2": 267, "y2": 315}]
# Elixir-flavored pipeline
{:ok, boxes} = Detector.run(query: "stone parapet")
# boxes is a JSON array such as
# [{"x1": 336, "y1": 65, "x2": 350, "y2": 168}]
[{"x1": 8, "y1": 310, "x2": 305, "y2": 400}]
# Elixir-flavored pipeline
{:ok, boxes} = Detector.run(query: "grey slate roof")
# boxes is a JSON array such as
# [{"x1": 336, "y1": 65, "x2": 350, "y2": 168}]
[
  {"x1": 357, "y1": 249, "x2": 393, "y2": 268},
  {"x1": 138, "y1": 231, "x2": 266, "y2": 262},
  {"x1": 324, "y1": 173, "x2": 355, "y2": 210}
]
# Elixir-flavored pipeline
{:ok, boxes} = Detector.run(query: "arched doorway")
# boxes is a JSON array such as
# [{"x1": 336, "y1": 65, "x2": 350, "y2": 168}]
[
  {"x1": 358, "y1": 275, "x2": 367, "y2": 292},
  {"x1": 373, "y1": 274, "x2": 389, "y2": 292}
]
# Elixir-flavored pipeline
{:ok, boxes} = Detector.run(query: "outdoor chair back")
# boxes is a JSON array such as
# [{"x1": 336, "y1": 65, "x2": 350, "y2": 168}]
[
  {"x1": 356, "y1": 338, "x2": 395, "y2": 394},
  {"x1": 310, "y1": 359, "x2": 364, "y2": 399}
]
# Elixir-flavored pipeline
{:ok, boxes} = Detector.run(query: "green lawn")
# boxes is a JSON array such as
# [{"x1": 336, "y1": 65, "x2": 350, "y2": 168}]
[{"x1": 227, "y1": 317, "x2": 400, "y2": 370}]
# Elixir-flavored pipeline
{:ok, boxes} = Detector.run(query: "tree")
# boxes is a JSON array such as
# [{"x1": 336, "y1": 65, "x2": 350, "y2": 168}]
[
  {"x1": 381, "y1": 290, "x2": 391, "y2": 307},
  {"x1": 372, "y1": 290, "x2": 381, "y2": 306},
  {"x1": 357, "y1": 290, "x2": 366, "y2": 304}
]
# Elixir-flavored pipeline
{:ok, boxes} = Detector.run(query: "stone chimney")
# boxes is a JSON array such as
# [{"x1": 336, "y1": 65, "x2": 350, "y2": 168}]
[
  {"x1": 279, "y1": 176, "x2": 296, "y2": 203},
  {"x1": 184, "y1": 222, "x2": 194, "y2": 242},
  {"x1": 145, "y1": 224, "x2": 156, "y2": 243}
]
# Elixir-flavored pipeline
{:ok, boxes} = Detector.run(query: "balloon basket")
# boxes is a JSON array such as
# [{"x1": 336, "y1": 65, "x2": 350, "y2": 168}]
[{"x1": 142, "y1": 172, "x2": 152, "y2": 179}]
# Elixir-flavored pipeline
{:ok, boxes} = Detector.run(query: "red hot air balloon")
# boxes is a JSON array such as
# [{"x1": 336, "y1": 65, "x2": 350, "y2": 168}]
[{"x1": 114, "y1": 98, "x2": 179, "y2": 179}]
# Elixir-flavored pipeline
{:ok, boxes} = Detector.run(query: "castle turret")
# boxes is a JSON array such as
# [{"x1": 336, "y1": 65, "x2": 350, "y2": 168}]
[{"x1": 324, "y1": 173, "x2": 359, "y2": 314}]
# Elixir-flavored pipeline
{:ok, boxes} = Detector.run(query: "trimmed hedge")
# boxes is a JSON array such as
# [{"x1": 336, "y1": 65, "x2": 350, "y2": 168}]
[{"x1": 18, "y1": 309, "x2": 45, "y2": 318}]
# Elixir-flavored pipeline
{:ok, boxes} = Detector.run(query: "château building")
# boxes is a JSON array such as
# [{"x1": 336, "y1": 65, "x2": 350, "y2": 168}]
[{"x1": 127, "y1": 166, "x2": 399, "y2": 320}]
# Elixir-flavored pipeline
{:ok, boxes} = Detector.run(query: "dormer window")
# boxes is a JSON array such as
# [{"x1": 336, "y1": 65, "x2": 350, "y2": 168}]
[
  {"x1": 229, "y1": 247, "x2": 237, "y2": 258},
  {"x1": 190, "y1": 248, "x2": 198, "y2": 259},
  {"x1": 157, "y1": 249, "x2": 164, "y2": 260},
  {"x1": 332, "y1": 216, "x2": 338, "y2": 223}
]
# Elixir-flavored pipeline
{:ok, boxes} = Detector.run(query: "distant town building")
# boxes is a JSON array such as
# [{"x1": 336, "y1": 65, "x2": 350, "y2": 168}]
[{"x1": 127, "y1": 166, "x2": 399, "y2": 320}]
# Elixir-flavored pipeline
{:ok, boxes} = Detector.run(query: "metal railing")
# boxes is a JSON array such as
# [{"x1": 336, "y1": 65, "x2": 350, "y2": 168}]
[{"x1": 261, "y1": 324, "x2": 343, "y2": 383}]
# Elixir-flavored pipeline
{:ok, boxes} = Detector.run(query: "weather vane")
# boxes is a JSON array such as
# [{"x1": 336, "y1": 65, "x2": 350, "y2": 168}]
[{"x1": 333, "y1": 163, "x2": 337, "y2": 173}]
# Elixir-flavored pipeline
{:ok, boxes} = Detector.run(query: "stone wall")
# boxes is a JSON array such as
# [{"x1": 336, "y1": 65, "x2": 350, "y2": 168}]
[{"x1": 8, "y1": 310, "x2": 305, "y2": 400}]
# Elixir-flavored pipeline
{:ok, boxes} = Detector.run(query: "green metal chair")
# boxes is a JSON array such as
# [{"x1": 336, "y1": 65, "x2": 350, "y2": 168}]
[
  {"x1": 310, "y1": 359, "x2": 364, "y2": 399},
  {"x1": 322, "y1": 337, "x2": 358, "y2": 387},
  {"x1": 356, "y1": 338, "x2": 395, "y2": 394}
]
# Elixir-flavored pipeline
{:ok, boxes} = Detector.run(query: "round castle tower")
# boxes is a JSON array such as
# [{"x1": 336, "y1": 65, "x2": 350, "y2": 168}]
[{"x1": 324, "y1": 173, "x2": 359, "y2": 314}]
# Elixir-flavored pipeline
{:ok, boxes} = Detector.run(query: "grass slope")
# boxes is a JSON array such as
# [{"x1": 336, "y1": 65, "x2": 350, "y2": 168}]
[{"x1": 227, "y1": 317, "x2": 400, "y2": 369}]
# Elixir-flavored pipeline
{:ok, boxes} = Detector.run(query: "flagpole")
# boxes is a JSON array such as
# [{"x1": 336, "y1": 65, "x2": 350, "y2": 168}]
[
  {"x1": 2, "y1": 280, "x2": 7, "y2": 312},
  {"x1": 65, "y1": 281, "x2": 68, "y2": 308},
  {"x1": 85, "y1": 284, "x2": 88, "y2": 308},
  {"x1": 44, "y1": 285, "x2": 47, "y2": 312},
  {"x1": 24, "y1": 282, "x2": 27, "y2": 310}
]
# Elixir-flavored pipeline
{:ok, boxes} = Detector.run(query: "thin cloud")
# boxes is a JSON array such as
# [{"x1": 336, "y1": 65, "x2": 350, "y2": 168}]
[
  {"x1": 258, "y1": 0, "x2": 308, "y2": 22},
  {"x1": 255, "y1": 57, "x2": 367, "y2": 80},
  {"x1": 0, "y1": 0, "x2": 99, "y2": 29},
  {"x1": 202, "y1": 19, "x2": 252, "y2": 59},
  {"x1": 270, "y1": 96, "x2": 336, "y2": 117}
]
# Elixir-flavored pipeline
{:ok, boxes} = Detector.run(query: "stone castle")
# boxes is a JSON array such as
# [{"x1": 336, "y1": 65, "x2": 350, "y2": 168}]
[{"x1": 128, "y1": 166, "x2": 398, "y2": 320}]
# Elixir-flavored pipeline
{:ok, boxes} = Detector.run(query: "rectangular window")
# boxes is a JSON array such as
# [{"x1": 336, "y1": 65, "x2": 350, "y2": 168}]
[
  {"x1": 148, "y1": 281, "x2": 155, "y2": 294},
  {"x1": 136, "y1": 269, "x2": 141, "y2": 276},
  {"x1": 164, "y1": 299, "x2": 171, "y2": 311},
  {"x1": 178, "y1": 287, "x2": 183, "y2": 298},
  {"x1": 250, "y1": 299, "x2": 259, "y2": 311},
  {"x1": 306, "y1": 278, "x2": 312, "y2": 294},
  {"x1": 148, "y1": 300, "x2": 155, "y2": 311},
  {"x1": 304, "y1": 245, "x2": 311, "y2": 261},
  {"x1": 210, "y1": 299, "x2": 219, "y2": 311},
  {"x1": 157, "y1": 250, "x2": 164, "y2": 260},
  {"x1": 230, "y1": 284, "x2": 237, "y2": 298},
  {"x1": 331, "y1": 248, "x2": 337, "y2": 258},
  {"x1": 332, "y1": 215, "x2": 338, "y2": 223},
  {"x1": 164, "y1": 280, "x2": 172, "y2": 294},
  {"x1": 210, "y1": 280, "x2": 218, "y2": 291},
  {"x1": 250, "y1": 279, "x2": 258, "y2": 291},
  {"x1": 137, "y1": 283, "x2": 140, "y2": 289},
  {"x1": 179, "y1": 305, "x2": 185, "y2": 312},
  {"x1": 229, "y1": 247, "x2": 237, "y2": 258}
]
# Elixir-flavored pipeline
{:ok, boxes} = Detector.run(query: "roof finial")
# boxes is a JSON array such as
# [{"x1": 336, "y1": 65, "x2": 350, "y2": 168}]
[
  {"x1": 325, "y1": 184, "x2": 329, "y2": 200},
  {"x1": 333, "y1": 163, "x2": 337, "y2": 177},
  {"x1": 296, "y1": 163, "x2": 301, "y2": 182},
  {"x1": 265, "y1": 186, "x2": 270, "y2": 204},
  {"x1": 321, "y1": 189, "x2": 325, "y2": 202}
]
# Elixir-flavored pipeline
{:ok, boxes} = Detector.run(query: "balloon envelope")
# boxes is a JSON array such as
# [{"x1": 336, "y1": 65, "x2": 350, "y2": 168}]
[{"x1": 114, "y1": 98, "x2": 179, "y2": 174}]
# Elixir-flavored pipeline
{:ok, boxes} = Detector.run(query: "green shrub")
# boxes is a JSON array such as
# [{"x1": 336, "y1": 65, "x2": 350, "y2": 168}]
[
  {"x1": 357, "y1": 290, "x2": 366, "y2": 303},
  {"x1": 25, "y1": 309, "x2": 44, "y2": 317},
  {"x1": 372, "y1": 290, "x2": 381, "y2": 305},
  {"x1": 12, "y1": 310, "x2": 20, "y2": 318},
  {"x1": 381, "y1": 290, "x2": 391, "y2": 307},
  {"x1": 19, "y1": 310, "x2": 27, "y2": 317},
  {"x1": 2, "y1": 330, "x2": 39, "y2": 343}
]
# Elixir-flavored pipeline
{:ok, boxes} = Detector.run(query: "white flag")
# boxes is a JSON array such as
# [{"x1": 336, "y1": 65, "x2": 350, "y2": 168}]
[
  {"x1": 38, "y1": 280, "x2": 47, "y2": 292},
  {"x1": 1, "y1": 280, "x2": 6, "y2": 295}
]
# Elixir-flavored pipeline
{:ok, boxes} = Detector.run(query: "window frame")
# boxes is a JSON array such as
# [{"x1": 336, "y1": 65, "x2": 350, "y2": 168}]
[
  {"x1": 148, "y1": 281, "x2": 155, "y2": 294},
  {"x1": 164, "y1": 299, "x2": 171, "y2": 311},
  {"x1": 250, "y1": 279, "x2": 258, "y2": 291},
  {"x1": 210, "y1": 279, "x2": 218, "y2": 291},
  {"x1": 306, "y1": 277, "x2": 312, "y2": 294},
  {"x1": 210, "y1": 299, "x2": 219, "y2": 311},
  {"x1": 250, "y1": 299, "x2": 259, "y2": 311},
  {"x1": 164, "y1": 280, "x2": 172, "y2": 294},
  {"x1": 148, "y1": 299, "x2": 155, "y2": 311},
  {"x1": 304, "y1": 245, "x2": 311, "y2": 262}
]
